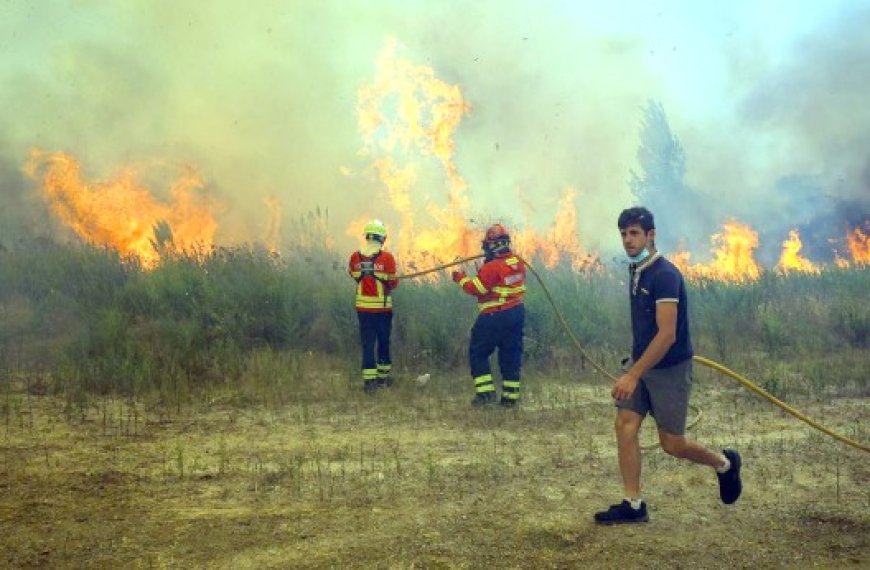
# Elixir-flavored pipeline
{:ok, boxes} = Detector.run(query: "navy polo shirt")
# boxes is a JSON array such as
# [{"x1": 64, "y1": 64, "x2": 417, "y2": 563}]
[{"x1": 629, "y1": 256, "x2": 693, "y2": 368}]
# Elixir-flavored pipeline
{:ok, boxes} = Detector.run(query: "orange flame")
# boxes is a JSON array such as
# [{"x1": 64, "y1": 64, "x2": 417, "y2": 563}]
[
  {"x1": 845, "y1": 224, "x2": 869, "y2": 265},
  {"x1": 24, "y1": 150, "x2": 219, "y2": 266},
  {"x1": 513, "y1": 188, "x2": 599, "y2": 271},
  {"x1": 352, "y1": 38, "x2": 597, "y2": 275},
  {"x1": 776, "y1": 229, "x2": 820, "y2": 274},
  {"x1": 355, "y1": 37, "x2": 473, "y2": 267},
  {"x1": 672, "y1": 220, "x2": 762, "y2": 282}
]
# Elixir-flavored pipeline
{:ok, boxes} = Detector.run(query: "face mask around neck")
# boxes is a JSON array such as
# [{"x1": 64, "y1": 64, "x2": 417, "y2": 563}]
[{"x1": 627, "y1": 247, "x2": 651, "y2": 264}]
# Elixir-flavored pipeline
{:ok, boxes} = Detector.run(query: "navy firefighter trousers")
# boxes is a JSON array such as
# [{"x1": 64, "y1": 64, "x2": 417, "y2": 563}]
[
  {"x1": 469, "y1": 304, "x2": 524, "y2": 400},
  {"x1": 357, "y1": 311, "x2": 393, "y2": 386}
]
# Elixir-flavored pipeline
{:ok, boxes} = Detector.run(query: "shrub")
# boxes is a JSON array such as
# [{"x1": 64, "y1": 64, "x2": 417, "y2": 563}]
[{"x1": 1, "y1": 237, "x2": 867, "y2": 402}]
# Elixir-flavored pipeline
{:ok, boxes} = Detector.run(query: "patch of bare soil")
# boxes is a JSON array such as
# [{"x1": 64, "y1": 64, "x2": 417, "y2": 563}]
[{"x1": 1, "y1": 375, "x2": 868, "y2": 568}]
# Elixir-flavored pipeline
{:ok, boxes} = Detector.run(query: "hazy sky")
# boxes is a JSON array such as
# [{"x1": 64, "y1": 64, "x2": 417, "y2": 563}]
[{"x1": 1, "y1": 0, "x2": 867, "y2": 257}]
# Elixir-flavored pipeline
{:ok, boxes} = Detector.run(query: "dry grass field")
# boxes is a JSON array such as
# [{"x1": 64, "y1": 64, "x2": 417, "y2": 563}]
[{"x1": 2, "y1": 364, "x2": 867, "y2": 569}]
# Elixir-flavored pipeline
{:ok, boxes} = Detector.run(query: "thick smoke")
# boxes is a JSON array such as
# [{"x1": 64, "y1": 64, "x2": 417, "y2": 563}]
[
  {"x1": 633, "y1": 99, "x2": 868, "y2": 264},
  {"x1": 0, "y1": 143, "x2": 53, "y2": 244},
  {"x1": 737, "y1": 5, "x2": 870, "y2": 262},
  {"x1": 0, "y1": 1, "x2": 867, "y2": 260},
  {"x1": 0, "y1": 2, "x2": 663, "y2": 253},
  {"x1": 628, "y1": 100, "x2": 716, "y2": 253},
  {"x1": 676, "y1": 3, "x2": 870, "y2": 262}
]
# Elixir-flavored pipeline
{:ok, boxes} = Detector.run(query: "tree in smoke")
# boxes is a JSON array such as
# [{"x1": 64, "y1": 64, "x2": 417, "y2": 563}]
[
  {"x1": 628, "y1": 100, "x2": 713, "y2": 253},
  {"x1": 0, "y1": 150, "x2": 52, "y2": 246}
]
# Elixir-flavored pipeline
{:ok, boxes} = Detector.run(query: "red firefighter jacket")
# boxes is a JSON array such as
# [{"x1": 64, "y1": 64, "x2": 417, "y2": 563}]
[
  {"x1": 348, "y1": 249, "x2": 399, "y2": 312},
  {"x1": 457, "y1": 252, "x2": 526, "y2": 313}
]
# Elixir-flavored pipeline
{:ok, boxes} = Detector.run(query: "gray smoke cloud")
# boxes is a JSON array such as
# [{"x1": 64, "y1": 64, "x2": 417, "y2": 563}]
[
  {"x1": 738, "y1": 4, "x2": 870, "y2": 263},
  {"x1": 0, "y1": 1, "x2": 867, "y2": 261},
  {"x1": 680, "y1": 3, "x2": 870, "y2": 262}
]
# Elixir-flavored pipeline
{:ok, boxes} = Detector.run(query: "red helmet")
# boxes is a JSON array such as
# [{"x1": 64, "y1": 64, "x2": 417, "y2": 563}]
[
  {"x1": 482, "y1": 223, "x2": 511, "y2": 258},
  {"x1": 484, "y1": 223, "x2": 510, "y2": 242}
]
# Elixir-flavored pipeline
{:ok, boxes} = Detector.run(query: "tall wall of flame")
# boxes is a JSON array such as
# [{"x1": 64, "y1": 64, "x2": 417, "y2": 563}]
[{"x1": 0, "y1": 2, "x2": 867, "y2": 262}]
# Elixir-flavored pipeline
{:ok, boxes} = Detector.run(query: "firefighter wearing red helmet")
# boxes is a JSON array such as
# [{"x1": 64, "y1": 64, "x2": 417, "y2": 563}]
[
  {"x1": 451, "y1": 223, "x2": 526, "y2": 407},
  {"x1": 348, "y1": 219, "x2": 399, "y2": 393}
]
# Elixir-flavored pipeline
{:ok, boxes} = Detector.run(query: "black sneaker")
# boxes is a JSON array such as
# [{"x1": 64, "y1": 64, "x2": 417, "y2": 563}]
[
  {"x1": 363, "y1": 380, "x2": 378, "y2": 394},
  {"x1": 376, "y1": 376, "x2": 394, "y2": 388},
  {"x1": 499, "y1": 397, "x2": 518, "y2": 408},
  {"x1": 470, "y1": 392, "x2": 496, "y2": 407},
  {"x1": 593, "y1": 500, "x2": 649, "y2": 525},
  {"x1": 717, "y1": 448, "x2": 742, "y2": 504}
]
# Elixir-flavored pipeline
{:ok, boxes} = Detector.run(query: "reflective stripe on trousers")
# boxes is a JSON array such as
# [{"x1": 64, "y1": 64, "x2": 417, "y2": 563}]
[
  {"x1": 469, "y1": 304, "x2": 524, "y2": 396},
  {"x1": 358, "y1": 312, "x2": 393, "y2": 380}
]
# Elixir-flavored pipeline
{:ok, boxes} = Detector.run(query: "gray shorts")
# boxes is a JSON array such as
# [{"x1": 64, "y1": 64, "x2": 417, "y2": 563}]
[{"x1": 616, "y1": 359, "x2": 693, "y2": 435}]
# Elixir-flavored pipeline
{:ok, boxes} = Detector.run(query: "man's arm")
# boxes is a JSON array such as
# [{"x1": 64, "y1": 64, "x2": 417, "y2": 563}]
[
  {"x1": 611, "y1": 301, "x2": 678, "y2": 400},
  {"x1": 375, "y1": 253, "x2": 399, "y2": 291},
  {"x1": 452, "y1": 263, "x2": 495, "y2": 297},
  {"x1": 348, "y1": 253, "x2": 361, "y2": 281}
]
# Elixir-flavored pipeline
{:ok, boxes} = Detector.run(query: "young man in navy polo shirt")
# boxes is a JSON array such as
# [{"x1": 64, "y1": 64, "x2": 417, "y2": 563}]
[{"x1": 594, "y1": 207, "x2": 742, "y2": 525}]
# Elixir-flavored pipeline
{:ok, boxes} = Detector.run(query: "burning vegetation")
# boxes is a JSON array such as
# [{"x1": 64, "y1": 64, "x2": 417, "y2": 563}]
[
  {"x1": 351, "y1": 38, "x2": 602, "y2": 276},
  {"x1": 23, "y1": 149, "x2": 219, "y2": 267},
  {"x1": 18, "y1": 42, "x2": 869, "y2": 280},
  {"x1": 844, "y1": 224, "x2": 870, "y2": 265},
  {"x1": 777, "y1": 229, "x2": 820, "y2": 275}
]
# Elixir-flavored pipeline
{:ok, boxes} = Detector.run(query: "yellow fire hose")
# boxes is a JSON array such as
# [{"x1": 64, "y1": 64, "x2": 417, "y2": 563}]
[
  {"x1": 396, "y1": 254, "x2": 487, "y2": 280},
  {"x1": 397, "y1": 255, "x2": 869, "y2": 454},
  {"x1": 691, "y1": 355, "x2": 869, "y2": 453}
]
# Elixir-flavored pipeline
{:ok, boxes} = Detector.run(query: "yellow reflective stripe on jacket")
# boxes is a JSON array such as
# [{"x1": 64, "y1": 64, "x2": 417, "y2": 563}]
[
  {"x1": 504, "y1": 256, "x2": 520, "y2": 266},
  {"x1": 478, "y1": 299, "x2": 502, "y2": 311},
  {"x1": 475, "y1": 283, "x2": 526, "y2": 311},
  {"x1": 459, "y1": 275, "x2": 488, "y2": 295},
  {"x1": 374, "y1": 271, "x2": 395, "y2": 280},
  {"x1": 356, "y1": 297, "x2": 393, "y2": 309},
  {"x1": 478, "y1": 299, "x2": 505, "y2": 311},
  {"x1": 357, "y1": 278, "x2": 385, "y2": 297},
  {"x1": 355, "y1": 279, "x2": 392, "y2": 309},
  {"x1": 492, "y1": 284, "x2": 526, "y2": 296},
  {"x1": 478, "y1": 297, "x2": 523, "y2": 312}
]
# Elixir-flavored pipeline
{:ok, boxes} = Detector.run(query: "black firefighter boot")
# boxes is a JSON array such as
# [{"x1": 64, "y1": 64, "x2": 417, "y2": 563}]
[
  {"x1": 377, "y1": 364, "x2": 393, "y2": 388},
  {"x1": 471, "y1": 391, "x2": 496, "y2": 407}
]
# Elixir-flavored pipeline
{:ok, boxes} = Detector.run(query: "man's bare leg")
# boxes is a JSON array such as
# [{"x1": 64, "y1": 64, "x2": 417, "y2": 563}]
[
  {"x1": 616, "y1": 408, "x2": 645, "y2": 498},
  {"x1": 657, "y1": 431, "x2": 727, "y2": 468}
]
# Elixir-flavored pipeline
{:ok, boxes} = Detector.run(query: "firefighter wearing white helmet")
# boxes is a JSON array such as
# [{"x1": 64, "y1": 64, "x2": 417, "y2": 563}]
[{"x1": 348, "y1": 219, "x2": 399, "y2": 393}]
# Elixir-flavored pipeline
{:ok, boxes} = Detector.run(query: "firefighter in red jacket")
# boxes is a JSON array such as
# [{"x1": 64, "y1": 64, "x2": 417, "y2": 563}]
[
  {"x1": 452, "y1": 223, "x2": 526, "y2": 407},
  {"x1": 348, "y1": 219, "x2": 399, "y2": 393}
]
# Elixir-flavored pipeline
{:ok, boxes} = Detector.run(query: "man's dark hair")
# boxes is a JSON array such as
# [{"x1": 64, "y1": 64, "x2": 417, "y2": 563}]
[{"x1": 617, "y1": 207, "x2": 655, "y2": 233}]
